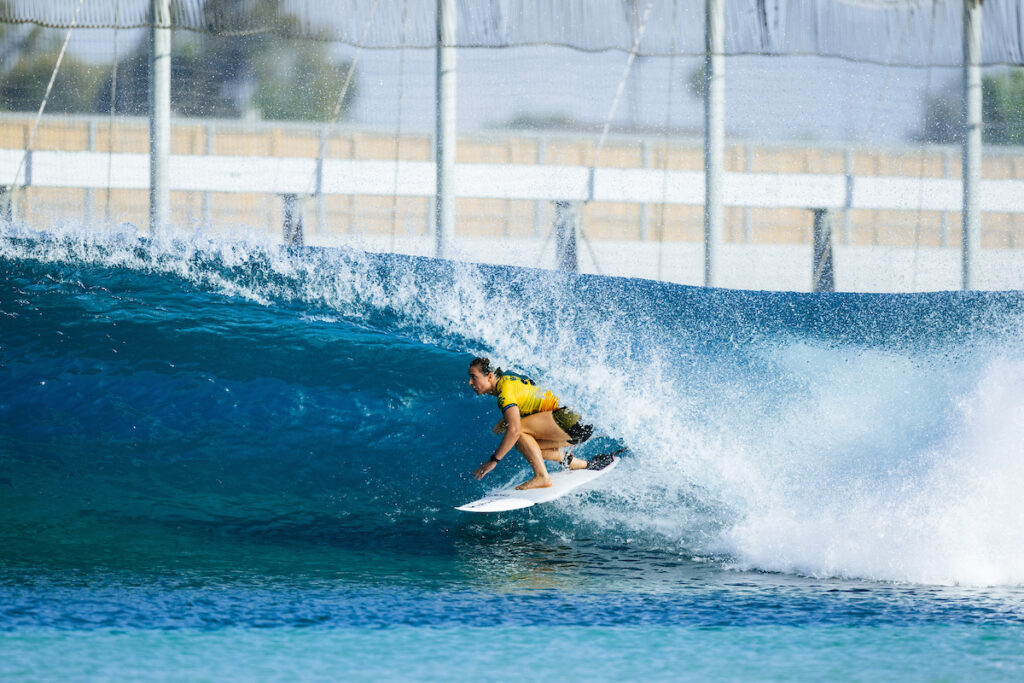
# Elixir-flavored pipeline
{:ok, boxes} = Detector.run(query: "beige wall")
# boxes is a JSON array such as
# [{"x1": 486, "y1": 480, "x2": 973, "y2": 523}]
[{"x1": 3, "y1": 114, "x2": 1024, "y2": 250}]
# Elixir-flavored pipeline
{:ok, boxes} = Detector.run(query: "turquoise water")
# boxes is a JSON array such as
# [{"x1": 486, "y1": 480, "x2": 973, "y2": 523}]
[
  {"x1": 5, "y1": 625, "x2": 1024, "y2": 681},
  {"x1": 2, "y1": 225, "x2": 1024, "y2": 679}
]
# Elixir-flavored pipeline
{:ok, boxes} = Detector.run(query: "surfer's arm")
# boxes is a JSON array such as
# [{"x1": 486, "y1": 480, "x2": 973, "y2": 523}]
[
  {"x1": 491, "y1": 406, "x2": 521, "y2": 460},
  {"x1": 473, "y1": 407, "x2": 521, "y2": 480}
]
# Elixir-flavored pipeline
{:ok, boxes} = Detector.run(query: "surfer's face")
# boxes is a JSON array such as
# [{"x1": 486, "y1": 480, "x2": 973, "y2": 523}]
[{"x1": 467, "y1": 367, "x2": 494, "y2": 395}]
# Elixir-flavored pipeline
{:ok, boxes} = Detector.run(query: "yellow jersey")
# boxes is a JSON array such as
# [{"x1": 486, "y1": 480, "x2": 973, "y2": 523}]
[{"x1": 495, "y1": 373, "x2": 559, "y2": 416}]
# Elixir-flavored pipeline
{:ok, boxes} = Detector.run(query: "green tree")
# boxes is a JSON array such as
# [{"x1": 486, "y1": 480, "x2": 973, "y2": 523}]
[
  {"x1": 0, "y1": 15, "x2": 48, "y2": 74},
  {"x1": 920, "y1": 81, "x2": 961, "y2": 144},
  {"x1": 502, "y1": 113, "x2": 582, "y2": 131},
  {"x1": 919, "y1": 68, "x2": 1024, "y2": 145},
  {"x1": 0, "y1": 51, "x2": 106, "y2": 114},
  {"x1": 250, "y1": 38, "x2": 353, "y2": 122},
  {"x1": 984, "y1": 69, "x2": 1024, "y2": 145},
  {"x1": 0, "y1": 16, "x2": 107, "y2": 116},
  {"x1": 686, "y1": 62, "x2": 707, "y2": 100},
  {"x1": 95, "y1": 0, "x2": 356, "y2": 121}
]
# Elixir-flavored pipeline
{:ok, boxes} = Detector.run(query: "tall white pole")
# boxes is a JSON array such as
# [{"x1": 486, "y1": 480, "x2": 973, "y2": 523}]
[
  {"x1": 962, "y1": 0, "x2": 983, "y2": 290},
  {"x1": 150, "y1": 0, "x2": 171, "y2": 235},
  {"x1": 435, "y1": 0, "x2": 457, "y2": 259},
  {"x1": 704, "y1": 0, "x2": 724, "y2": 287}
]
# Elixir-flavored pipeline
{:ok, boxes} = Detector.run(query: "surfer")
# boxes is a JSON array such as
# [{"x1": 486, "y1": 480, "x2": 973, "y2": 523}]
[{"x1": 468, "y1": 357, "x2": 612, "y2": 490}]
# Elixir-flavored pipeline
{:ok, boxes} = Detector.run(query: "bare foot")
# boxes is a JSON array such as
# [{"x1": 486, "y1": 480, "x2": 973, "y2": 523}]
[
  {"x1": 569, "y1": 458, "x2": 588, "y2": 470},
  {"x1": 516, "y1": 476, "x2": 553, "y2": 490}
]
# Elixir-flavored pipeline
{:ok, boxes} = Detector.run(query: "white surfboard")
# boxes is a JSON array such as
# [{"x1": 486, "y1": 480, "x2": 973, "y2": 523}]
[{"x1": 456, "y1": 455, "x2": 619, "y2": 513}]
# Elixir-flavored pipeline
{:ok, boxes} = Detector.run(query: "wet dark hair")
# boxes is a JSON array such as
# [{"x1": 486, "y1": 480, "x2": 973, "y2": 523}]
[{"x1": 470, "y1": 357, "x2": 503, "y2": 377}]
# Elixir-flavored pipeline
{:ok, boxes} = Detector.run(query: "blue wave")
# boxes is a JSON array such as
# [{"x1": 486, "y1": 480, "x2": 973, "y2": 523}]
[{"x1": 2, "y1": 225, "x2": 1023, "y2": 585}]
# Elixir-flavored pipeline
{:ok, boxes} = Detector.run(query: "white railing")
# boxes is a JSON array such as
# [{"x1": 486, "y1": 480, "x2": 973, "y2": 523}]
[{"x1": 4, "y1": 149, "x2": 1024, "y2": 214}]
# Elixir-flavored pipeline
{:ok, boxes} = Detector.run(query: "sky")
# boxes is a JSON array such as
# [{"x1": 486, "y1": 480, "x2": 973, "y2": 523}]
[{"x1": 41, "y1": 24, "x2": 958, "y2": 147}]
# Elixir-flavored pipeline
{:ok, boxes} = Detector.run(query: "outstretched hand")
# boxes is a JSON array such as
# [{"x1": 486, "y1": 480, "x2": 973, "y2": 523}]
[{"x1": 473, "y1": 460, "x2": 497, "y2": 480}]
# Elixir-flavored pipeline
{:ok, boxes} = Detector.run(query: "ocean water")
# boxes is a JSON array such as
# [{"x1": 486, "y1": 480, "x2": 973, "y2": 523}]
[{"x1": 2, "y1": 224, "x2": 1024, "y2": 680}]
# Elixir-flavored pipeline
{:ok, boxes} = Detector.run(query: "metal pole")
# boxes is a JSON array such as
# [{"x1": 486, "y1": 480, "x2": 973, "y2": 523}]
[
  {"x1": 962, "y1": 0, "x2": 983, "y2": 290},
  {"x1": 704, "y1": 0, "x2": 724, "y2": 287},
  {"x1": 316, "y1": 127, "x2": 326, "y2": 235},
  {"x1": 85, "y1": 120, "x2": 96, "y2": 224},
  {"x1": 282, "y1": 193, "x2": 304, "y2": 247},
  {"x1": 742, "y1": 144, "x2": 752, "y2": 243},
  {"x1": 941, "y1": 148, "x2": 952, "y2": 247},
  {"x1": 553, "y1": 201, "x2": 579, "y2": 272},
  {"x1": 812, "y1": 209, "x2": 835, "y2": 293},
  {"x1": 640, "y1": 140, "x2": 651, "y2": 241},
  {"x1": 0, "y1": 186, "x2": 12, "y2": 224},
  {"x1": 202, "y1": 122, "x2": 213, "y2": 228},
  {"x1": 533, "y1": 137, "x2": 546, "y2": 237},
  {"x1": 842, "y1": 147, "x2": 854, "y2": 245},
  {"x1": 434, "y1": 0, "x2": 456, "y2": 258},
  {"x1": 149, "y1": 0, "x2": 171, "y2": 235}
]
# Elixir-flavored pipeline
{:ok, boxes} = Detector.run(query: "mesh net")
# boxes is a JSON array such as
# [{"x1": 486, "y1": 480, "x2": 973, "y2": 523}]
[
  {"x1": 5, "y1": 0, "x2": 1024, "y2": 66},
  {"x1": 1, "y1": 0, "x2": 1022, "y2": 291}
]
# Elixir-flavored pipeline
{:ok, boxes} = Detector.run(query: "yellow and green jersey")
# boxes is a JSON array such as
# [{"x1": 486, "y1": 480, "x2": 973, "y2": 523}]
[{"x1": 495, "y1": 373, "x2": 559, "y2": 416}]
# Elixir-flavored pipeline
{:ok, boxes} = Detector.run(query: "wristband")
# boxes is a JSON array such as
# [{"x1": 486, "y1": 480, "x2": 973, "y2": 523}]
[{"x1": 489, "y1": 454, "x2": 501, "y2": 463}]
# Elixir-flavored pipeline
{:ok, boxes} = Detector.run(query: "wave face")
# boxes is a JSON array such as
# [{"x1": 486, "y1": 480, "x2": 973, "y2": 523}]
[{"x1": 2, "y1": 224, "x2": 1024, "y2": 586}]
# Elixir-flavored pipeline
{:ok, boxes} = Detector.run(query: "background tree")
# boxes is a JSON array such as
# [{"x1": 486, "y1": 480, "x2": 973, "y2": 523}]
[
  {"x1": 0, "y1": 10, "x2": 106, "y2": 116},
  {"x1": 984, "y1": 69, "x2": 1024, "y2": 145},
  {"x1": 686, "y1": 62, "x2": 707, "y2": 100},
  {"x1": 918, "y1": 68, "x2": 1024, "y2": 145},
  {"x1": 250, "y1": 38, "x2": 354, "y2": 122},
  {"x1": 0, "y1": 11, "x2": 47, "y2": 79},
  {"x1": 0, "y1": 52, "x2": 106, "y2": 114},
  {"x1": 94, "y1": 0, "x2": 356, "y2": 121}
]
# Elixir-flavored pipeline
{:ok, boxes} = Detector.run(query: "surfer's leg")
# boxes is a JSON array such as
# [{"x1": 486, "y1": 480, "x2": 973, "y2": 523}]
[
  {"x1": 513, "y1": 433, "x2": 552, "y2": 490},
  {"x1": 521, "y1": 414, "x2": 588, "y2": 470},
  {"x1": 533, "y1": 439, "x2": 588, "y2": 470},
  {"x1": 520, "y1": 412, "x2": 572, "y2": 442},
  {"x1": 536, "y1": 439, "x2": 565, "y2": 462}
]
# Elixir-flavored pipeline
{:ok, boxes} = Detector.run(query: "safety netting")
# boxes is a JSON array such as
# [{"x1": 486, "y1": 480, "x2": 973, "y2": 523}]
[{"x1": 5, "y1": 0, "x2": 1024, "y2": 66}]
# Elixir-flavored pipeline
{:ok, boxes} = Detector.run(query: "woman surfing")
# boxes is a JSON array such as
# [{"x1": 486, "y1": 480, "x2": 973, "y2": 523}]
[{"x1": 467, "y1": 357, "x2": 616, "y2": 490}]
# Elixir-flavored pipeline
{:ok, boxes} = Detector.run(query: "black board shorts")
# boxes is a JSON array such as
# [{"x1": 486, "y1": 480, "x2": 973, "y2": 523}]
[{"x1": 552, "y1": 407, "x2": 594, "y2": 445}]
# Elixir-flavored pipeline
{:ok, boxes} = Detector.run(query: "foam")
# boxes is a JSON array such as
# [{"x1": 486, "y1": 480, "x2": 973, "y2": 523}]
[{"x1": 697, "y1": 350, "x2": 1024, "y2": 586}]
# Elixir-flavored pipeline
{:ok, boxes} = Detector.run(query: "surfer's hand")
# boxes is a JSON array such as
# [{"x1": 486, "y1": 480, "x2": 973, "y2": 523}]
[{"x1": 473, "y1": 460, "x2": 496, "y2": 480}]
